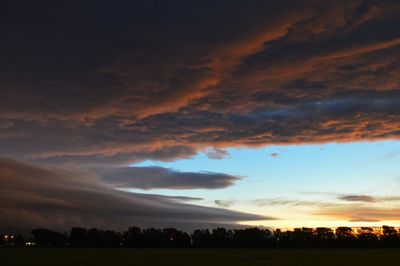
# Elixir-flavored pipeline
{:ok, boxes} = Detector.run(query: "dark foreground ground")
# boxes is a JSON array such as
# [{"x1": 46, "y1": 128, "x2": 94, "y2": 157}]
[{"x1": 1, "y1": 248, "x2": 400, "y2": 266}]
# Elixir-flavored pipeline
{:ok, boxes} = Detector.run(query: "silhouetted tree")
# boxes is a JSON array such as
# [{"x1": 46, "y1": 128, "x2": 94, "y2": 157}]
[
  {"x1": 273, "y1": 229, "x2": 284, "y2": 247},
  {"x1": 3, "y1": 225, "x2": 400, "y2": 248},
  {"x1": 292, "y1": 228, "x2": 314, "y2": 247},
  {"x1": 141, "y1": 228, "x2": 165, "y2": 247},
  {"x1": 381, "y1": 225, "x2": 399, "y2": 247},
  {"x1": 103, "y1": 230, "x2": 122, "y2": 247},
  {"x1": 335, "y1": 227, "x2": 356, "y2": 247},
  {"x1": 31, "y1": 228, "x2": 68, "y2": 247},
  {"x1": 191, "y1": 229, "x2": 212, "y2": 248},
  {"x1": 162, "y1": 228, "x2": 191, "y2": 248},
  {"x1": 86, "y1": 228, "x2": 121, "y2": 247},
  {"x1": 123, "y1": 226, "x2": 142, "y2": 248},
  {"x1": 212, "y1": 228, "x2": 233, "y2": 248},
  {"x1": 70, "y1": 227, "x2": 88, "y2": 247},
  {"x1": 233, "y1": 228, "x2": 272, "y2": 248},
  {"x1": 314, "y1": 227, "x2": 335, "y2": 247},
  {"x1": 357, "y1": 227, "x2": 378, "y2": 247}
]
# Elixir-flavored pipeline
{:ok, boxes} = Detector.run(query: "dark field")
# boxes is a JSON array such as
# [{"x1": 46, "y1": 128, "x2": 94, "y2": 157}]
[{"x1": 1, "y1": 248, "x2": 399, "y2": 266}]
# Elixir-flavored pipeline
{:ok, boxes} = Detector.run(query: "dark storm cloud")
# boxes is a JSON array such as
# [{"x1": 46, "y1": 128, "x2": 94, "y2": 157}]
[
  {"x1": 0, "y1": 0, "x2": 315, "y2": 120},
  {"x1": 1, "y1": 0, "x2": 400, "y2": 228},
  {"x1": 99, "y1": 166, "x2": 241, "y2": 190},
  {"x1": 0, "y1": 159, "x2": 268, "y2": 230},
  {"x1": 1, "y1": 0, "x2": 399, "y2": 166}
]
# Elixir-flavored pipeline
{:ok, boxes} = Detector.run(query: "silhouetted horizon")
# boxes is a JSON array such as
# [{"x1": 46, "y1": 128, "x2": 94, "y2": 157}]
[
  {"x1": 2, "y1": 225, "x2": 400, "y2": 249},
  {"x1": 1, "y1": 0, "x2": 400, "y2": 238}
]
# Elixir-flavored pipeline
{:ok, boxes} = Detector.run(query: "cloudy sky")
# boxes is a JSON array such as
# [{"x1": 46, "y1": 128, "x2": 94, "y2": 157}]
[{"x1": 1, "y1": 0, "x2": 400, "y2": 230}]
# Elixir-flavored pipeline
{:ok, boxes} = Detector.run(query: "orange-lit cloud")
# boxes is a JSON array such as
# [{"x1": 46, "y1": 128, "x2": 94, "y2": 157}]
[{"x1": 1, "y1": 0, "x2": 400, "y2": 228}]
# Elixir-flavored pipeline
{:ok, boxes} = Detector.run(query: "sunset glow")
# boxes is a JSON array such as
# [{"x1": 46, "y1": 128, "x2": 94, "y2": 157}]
[{"x1": 1, "y1": 0, "x2": 400, "y2": 232}]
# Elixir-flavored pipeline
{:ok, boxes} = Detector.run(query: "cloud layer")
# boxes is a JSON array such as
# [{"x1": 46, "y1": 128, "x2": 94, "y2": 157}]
[
  {"x1": 0, "y1": 0, "x2": 399, "y2": 166},
  {"x1": 99, "y1": 166, "x2": 241, "y2": 190},
  {"x1": 0, "y1": 159, "x2": 267, "y2": 230},
  {"x1": 338, "y1": 195, "x2": 377, "y2": 203},
  {"x1": 1, "y1": 0, "x2": 400, "y2": 228}
]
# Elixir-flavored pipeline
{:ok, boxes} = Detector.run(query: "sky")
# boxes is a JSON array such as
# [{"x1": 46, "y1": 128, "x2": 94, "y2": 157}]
[
  {"x1": 0, "y1": 0, "x2": 400, "y2": 231},
  {"x1": 135, "y1": 141, "x2": 400, "y2": 228}
]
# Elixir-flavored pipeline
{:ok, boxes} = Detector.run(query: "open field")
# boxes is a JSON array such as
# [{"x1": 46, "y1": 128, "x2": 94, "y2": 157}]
[{"x1": 1, "y1": 248, "x2": 399, "y2": 266}]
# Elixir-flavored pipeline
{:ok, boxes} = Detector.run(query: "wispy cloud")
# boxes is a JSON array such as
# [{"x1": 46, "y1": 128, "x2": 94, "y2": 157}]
[
  {"x1": 249, "y1": 198, "x2": 334, "y2": 208},
  {"x1": 317, "y1": 206, "x2": 400, "y2": 223},
  {"x1": 214, "y1": 200, "x2": 236, "y2": 208},
  {"x1": 338, "y1": 195, "x2": 377, "y2": 203}
]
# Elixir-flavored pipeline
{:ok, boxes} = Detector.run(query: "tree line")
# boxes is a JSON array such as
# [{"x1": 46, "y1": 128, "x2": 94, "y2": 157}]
[{"x1": 1, "y1": 226, "x2": 400, "y2": 248}]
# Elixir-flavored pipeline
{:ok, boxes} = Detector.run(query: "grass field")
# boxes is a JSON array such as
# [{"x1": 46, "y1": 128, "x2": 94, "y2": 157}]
[{"x1": 1, "y1": 248, "x2": 399, "y2": 266}]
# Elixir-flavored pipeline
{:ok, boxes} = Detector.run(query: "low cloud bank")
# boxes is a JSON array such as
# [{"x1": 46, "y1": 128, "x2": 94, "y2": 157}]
[{"x1": 0, "y1": 159, "x2": 269, "y2": 231}]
